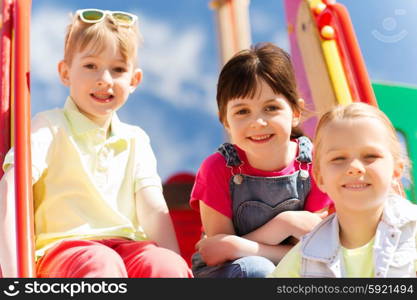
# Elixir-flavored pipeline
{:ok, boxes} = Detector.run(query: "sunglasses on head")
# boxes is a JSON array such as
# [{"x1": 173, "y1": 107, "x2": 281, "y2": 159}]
[{"x1": 76, "y1": 9, "x2": 138, "y2": 27}]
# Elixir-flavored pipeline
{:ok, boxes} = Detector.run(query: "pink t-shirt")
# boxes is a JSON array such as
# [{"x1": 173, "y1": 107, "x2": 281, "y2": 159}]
[{"x1": 190, "y1": 143, "x2": 333, "y2": 219}]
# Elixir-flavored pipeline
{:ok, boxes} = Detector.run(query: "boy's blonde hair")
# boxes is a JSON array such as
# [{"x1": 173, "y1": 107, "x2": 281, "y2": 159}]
[
  {"x1": 63, "y1": 12, "x2": 142, "y2": 66},
  {"x1": 312, "y1": 102, "x2": 409, "y2": 181}
]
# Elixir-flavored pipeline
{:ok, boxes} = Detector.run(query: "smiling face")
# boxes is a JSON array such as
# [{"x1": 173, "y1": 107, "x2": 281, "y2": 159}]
[
  {"x1": 315, "y1": 117, "x2": 403, "y2": 213},
  {"x1": 224, "y1": 79, "x2": 301, "y2": 169},
  {"x1": 58, "y1": 39, "x2": 142, "y2": 126}
]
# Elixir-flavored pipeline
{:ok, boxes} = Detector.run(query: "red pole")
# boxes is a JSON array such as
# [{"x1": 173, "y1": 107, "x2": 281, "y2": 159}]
[
  {"x1": 0, "y1": 0, "x2": 13, "y2": 178},
  {"x1": 14, "y1": 0, "x2": 35, "y2": 277},
  {"x1": 332, "y1": 4, "x2": 377, "y2": 106}
]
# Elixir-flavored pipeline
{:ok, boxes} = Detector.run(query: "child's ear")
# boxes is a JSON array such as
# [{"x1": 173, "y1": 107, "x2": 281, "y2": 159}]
[
  {"x1": 129, "y1": 68, "x2": 143, "y2": 93},
  {"x1": 315, "y1": 172, "x2": 327, "y2": 193},
  {"x1": 58, "y1": 60, "x2": 70, "y2": 87},
  {"x1": 292, "y1": 98, "x2": 304, "y2": 127},
  {"x1": 219, "y1": 112, "x2": 231, "y2": 134},
  {"x1": 224, "y1": 125, "x2": 231, "y2": 136},
  {"x1": 393, "y1": 160, "x2": 404, "y2": 180}
]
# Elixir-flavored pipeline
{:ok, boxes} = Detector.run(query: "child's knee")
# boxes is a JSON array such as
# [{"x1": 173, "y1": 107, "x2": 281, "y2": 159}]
[
  {"x1": 37, "y1": 240, "x2": 127, "y2": 277},
  {"x1": 130, "y1": 246, "x2": 192, "y2": 278},
  {"x1": 81, "y1": 244, "x2": 127, "y2": 277},
  {"x1": 236, "y1": 256, "x2": 275, "y2": 278}
]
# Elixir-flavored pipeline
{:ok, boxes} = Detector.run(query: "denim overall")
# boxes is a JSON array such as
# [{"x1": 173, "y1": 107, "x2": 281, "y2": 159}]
[{"x1": 192, "y1": 136, "x2": 313, "y2": 278}]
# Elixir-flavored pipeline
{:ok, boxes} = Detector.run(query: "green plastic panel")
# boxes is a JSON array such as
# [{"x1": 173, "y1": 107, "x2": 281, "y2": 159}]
[{"x1": 373, "y1": 82, "x2": 417, "y2": 203}]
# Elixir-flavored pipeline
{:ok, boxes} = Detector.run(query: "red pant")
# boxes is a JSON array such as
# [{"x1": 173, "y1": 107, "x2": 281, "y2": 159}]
[{"x1": 36, "y1": 238, "x2": 193, "y2": 278}]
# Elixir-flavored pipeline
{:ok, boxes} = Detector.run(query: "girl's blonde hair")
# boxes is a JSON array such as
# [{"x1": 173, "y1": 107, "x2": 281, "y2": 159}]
[
  {"x1": 312, "y1": 102, "x2": 409, "y2": 181},
  {"x1": 63, "y1": 12, "x2": 142, "y2": 66}
]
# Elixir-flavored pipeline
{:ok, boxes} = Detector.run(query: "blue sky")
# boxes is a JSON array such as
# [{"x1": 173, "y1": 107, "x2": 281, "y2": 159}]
[{"x1": 30, "y1": 0, "x2": 417, "y2": 181}]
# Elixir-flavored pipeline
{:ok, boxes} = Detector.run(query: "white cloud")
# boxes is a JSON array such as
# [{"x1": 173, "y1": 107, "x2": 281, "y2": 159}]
[
  {"x1": 137, "y1": 14, "x2": 218, "y2": 114},
  {"x1": 250, "y1": 8, "x2": 290, "y2": 51},
  {"x1": 31, "y1": 6, "x2": 69, "y2": 109},
  {"x1": 31, "y1": 7, "x2": 67, "y2": 81}
]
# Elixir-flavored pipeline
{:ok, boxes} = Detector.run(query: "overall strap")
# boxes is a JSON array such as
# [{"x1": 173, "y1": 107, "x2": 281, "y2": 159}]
[
  {"x1": 218, "y1": 138, "x2": 313, "y2": 167},
  {"x1": 296, "y1": 136, "x2": 313, "y2": 164},
  {"x1": 217, "y1": 143, "x2": 242, "y2": 167}
]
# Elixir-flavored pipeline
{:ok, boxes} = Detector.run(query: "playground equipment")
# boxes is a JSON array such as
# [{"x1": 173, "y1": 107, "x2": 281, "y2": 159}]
[
  {"x1": 283, "y1": 0, "x2": 415, "y2": 202},
  {"x1": 373, "y1": 82, "x2": 417, "y2": 203},
  {"x1": 164, "y1": 172, "x2": 201, "y2": 267},
  {"x1": 284, "y1": 0, "x2": 377, "y2": 135},
  {"x1": 0, "y1": 0, "x2": 35, "y2": 277},
  {"x1": 0, "y1": 0, "x2": 416, "y2": 277},
  {"x1": 210, "y1": 0, "x2": 251, "y2": 65}
]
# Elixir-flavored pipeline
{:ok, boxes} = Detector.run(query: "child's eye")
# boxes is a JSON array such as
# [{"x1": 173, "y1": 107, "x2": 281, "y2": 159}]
[
  {"x1": 331, "y1": 156, "x2": 345, "y2": 162},
  {"x1": 113, "y1": 67, "x2": 127, "y2": 73},
  {"x1": 235, "y1": 108, "x2": 250, "y2": 115},
  {"x1": 364, "y1": 154, "x2": 380, "y2": 160},
  {"x1": 265, "y1": 105, "x2": 279, "y2": 112},
  {"x1": 83, "y1": 63, "x2": 96, "y2": 70}
]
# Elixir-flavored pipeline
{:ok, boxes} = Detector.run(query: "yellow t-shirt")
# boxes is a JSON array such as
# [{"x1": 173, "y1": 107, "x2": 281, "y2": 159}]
[
  {"x1": 3, "y1": 97, "x2": 162, "y2": 257},
  {"x1": 269, "y1": 236, "x2": 417, "y2": 277},
  {"x1": 268, "y1": 242, "x2": 302, "y2": 278},
  {"x1": 342, "y1": 239, "x2": 374, "y2": 277}
]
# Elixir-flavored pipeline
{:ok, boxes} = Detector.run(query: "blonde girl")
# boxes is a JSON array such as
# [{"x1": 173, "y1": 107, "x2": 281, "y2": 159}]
[{"x1": 270, "y1": 102, "x2": 417, "y2": 277}]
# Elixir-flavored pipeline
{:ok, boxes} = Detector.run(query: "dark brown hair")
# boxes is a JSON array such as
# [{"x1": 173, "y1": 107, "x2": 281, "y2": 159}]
[{"x1": 216, "y1": 42, "x2": 303, "y2": 138}]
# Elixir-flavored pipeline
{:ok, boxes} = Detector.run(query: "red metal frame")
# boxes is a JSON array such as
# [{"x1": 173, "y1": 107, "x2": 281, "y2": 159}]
[
  {"x1": 0, "y1": 0, "x2": 12, "y2": 178},
  {"x1": 312, "y1": 1, "x2": 377, "y2": 106},
  {"x1": 332, "y1": 3, "x2": 377, "y2": 106},
  {"x1": 13, "y1": 0, "x2": 35, "y2": 277}
]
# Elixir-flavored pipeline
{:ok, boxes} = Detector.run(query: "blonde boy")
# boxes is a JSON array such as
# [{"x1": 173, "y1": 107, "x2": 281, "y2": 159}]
[{"x1": 0, "y1": 9, "x2": 192, "y2": 278}]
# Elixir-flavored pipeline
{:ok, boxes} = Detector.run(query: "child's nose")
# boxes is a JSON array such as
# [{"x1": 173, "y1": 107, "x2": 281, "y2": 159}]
[
  {"x1": 96, "y1": 70, "x2": 113, "y2": 87},
  {"x1": 346, "y1": 159, "x2": 365, "y2": 175},
  {"x1": 250, "y1": 116, "x2": 267, "y2": 128}
]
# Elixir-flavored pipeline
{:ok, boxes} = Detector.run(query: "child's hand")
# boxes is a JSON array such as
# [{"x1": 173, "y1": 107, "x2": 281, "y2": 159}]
[
  {"x1": 287, "y1": 210, "x2": 328, "y2": 239},
  {"x1": 195, "y1": 234, "x2": 238, "y2": 266}
]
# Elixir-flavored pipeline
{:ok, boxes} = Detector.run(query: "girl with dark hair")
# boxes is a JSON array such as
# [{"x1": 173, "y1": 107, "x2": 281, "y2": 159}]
[{"x1": 189, "y1": 42, "x2": 333, "y2": 278}]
